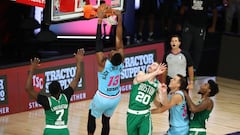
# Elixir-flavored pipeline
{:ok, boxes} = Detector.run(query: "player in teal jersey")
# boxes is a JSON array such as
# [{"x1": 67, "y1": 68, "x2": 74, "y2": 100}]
[
  {"x1": 152, "y1": 74, "x2": 189, "y2": 135},
  {"x1": 126, "y1": 62, "x2": 167, "y2": 135},
  {"x1": 184, "y1": 79, "x2": 219, "y2": 135},
  {"x1": 87, "y1": 6, "x2": 125, "y2": 135},
  {"x1": 25, "y1": 48, "x2": 84, "y2": 135}
]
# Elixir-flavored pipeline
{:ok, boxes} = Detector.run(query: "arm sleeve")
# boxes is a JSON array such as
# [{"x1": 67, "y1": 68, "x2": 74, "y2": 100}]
[
  {"x1": 182, "y1": 51, "x2": 193, "y2": 67},
  {"x1": 62, "y1": 86, "x2": 74, "y2": 102},
  {"x1": 96, "y1": 24, "x2": 104, "y2": 52},
  {"x1": 37, "y1": 94, "x2": 50, "y2": 110}
]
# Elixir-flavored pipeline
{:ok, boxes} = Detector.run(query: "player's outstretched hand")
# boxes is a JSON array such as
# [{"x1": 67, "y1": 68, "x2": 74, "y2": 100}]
[
  {"x1": 30, "y1": 57, "x2": 40, "y2": 71},
  {"x1": 74, "y1": 48, "x2": 85, "y2": 63},
  {"x1": 158, "y1": 63, "x2": 167, "y2": 74}
]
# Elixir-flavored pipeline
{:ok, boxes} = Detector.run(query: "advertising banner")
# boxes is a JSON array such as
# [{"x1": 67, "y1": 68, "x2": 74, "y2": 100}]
[{"x1": 0, "y1": 42, "x2": 164, "y2": 116}]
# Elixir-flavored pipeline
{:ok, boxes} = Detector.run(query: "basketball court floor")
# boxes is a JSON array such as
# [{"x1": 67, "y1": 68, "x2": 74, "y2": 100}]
[{"x1": 0, "y1": 76, "x2": 239, "y2": 135}]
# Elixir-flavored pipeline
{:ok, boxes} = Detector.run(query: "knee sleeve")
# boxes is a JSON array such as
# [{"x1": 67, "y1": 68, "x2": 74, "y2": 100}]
[
  {"x1": 87, "y1": 110, "x2": 96, "y2": 134},
  {"x1": 101, "y1": 114, "x2": 110, "y2": 135}
]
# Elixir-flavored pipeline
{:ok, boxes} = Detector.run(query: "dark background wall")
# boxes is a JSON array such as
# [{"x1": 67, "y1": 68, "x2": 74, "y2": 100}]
[
  {"x1": 217, "y1": 34, "x2": 240, "y2": 80},
  {"x1": 197, "y1": 32, "x2": 222, "y2": 76}
]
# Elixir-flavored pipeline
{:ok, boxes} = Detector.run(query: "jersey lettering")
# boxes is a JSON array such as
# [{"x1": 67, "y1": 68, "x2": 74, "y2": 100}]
[
  {"x1": 135, "y1": 91, "x2": 151, "y2": 105},
  {"x1": 55, "y1": 109, "x2": 65, "y2": 126},
  {"x1": 108, "y1": 75, "x2": 120, "y2": 87}
]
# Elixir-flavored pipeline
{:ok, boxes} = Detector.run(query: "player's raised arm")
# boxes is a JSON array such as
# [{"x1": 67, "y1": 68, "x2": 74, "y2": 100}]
[
  {"x1": 114, "y1": 10, "x2": 124, "y2": 61},
  {"x1": 25, "y1": 57, "x2": 41, "y2": 100},
  {"x1": 95, "y1": 8, "x2": 106, "y2": 71},
  {"x1": 69, "y1": 48, "x2": 84, "y2": 90}
]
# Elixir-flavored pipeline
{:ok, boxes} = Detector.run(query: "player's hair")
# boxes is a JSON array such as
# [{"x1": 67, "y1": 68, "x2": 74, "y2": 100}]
[
  {"x1": 177, "y1": 74, "x2": 187, "y2": 90},
  {"x1": 208, "y1": 80, "x2": 219, "y2": 97},
  {"x1": 111, "y1": 53, "x2": 122, "y2": 66},
  {"x1": 49, "y1": 81, "x2": 61, "y2": 96}
]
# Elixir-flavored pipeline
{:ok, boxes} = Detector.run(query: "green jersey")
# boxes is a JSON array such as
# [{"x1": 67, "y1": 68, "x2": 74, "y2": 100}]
[
  {"x1": 128, "y1": 80, "x2": 159, "y2": 111},
  {"x1": 45, "y1": 94, "x2": 69, "y2": 126},
  {"x1": 190, "y1": 99, "x2": 212, "y2": 129},
  {"x1": 189, "y1": 108, "x2": 211, "y2": 135},
  {"x1": 127, "y1": 79, "x2": 159, "y2": 135}
]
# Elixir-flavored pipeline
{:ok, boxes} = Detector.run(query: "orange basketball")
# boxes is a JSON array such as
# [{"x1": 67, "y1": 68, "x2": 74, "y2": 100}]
[{"x1": 83, "y1": 5, "x2": 97, "y2": 19}]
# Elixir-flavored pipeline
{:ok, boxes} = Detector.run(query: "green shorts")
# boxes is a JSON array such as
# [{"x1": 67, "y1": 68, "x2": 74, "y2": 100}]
[
  {"x1": 189, "y1": 128, "x2": 206, "y2": 135},
  {"x1": 43, "y1": 128, "x2": 69, "y2": 135},
  {"x1": 127, "y1": 109, "x2": 152, "y2": 135}
]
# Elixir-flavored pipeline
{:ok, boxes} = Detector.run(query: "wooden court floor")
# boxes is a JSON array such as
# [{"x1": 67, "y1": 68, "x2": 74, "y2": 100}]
[{"x1": 0, "y1": 76, "x2": 239, "y2": 135}]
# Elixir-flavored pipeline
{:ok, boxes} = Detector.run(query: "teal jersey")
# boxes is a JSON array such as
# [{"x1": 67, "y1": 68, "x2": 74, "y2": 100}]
[
  {"x1": 98, "y1": 59, "x2": 123, "y2": 96},
  {"x1": 169, "y1": 90, "x2": 189, "y2": 127},
  {"x1": 128, "y1": 80, "x2": 159, "y2": 110},
  {"x1": 45, "y1": 94, "x2": 69, "y2": 126}
]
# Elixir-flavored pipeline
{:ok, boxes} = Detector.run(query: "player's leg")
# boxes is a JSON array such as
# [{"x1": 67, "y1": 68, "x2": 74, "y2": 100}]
[
  {"x1": 101, "y1": 114, "x2": 110, "y2": 135},
  {"x1": 101, "y1": 96, "x2": 121, "y2": 135},
  {"x1": 139, "y1": 113, "x2": 152, "y2": 135},
  {"x1": 87, "y1": 109, "x2": 96, "y2": 135},
  {"x1": 88, "y1": 94, "x2": 107, "y2": 134},
  {"x1": 126, "y1": 113, "x2": 139, "y2": 135}
]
